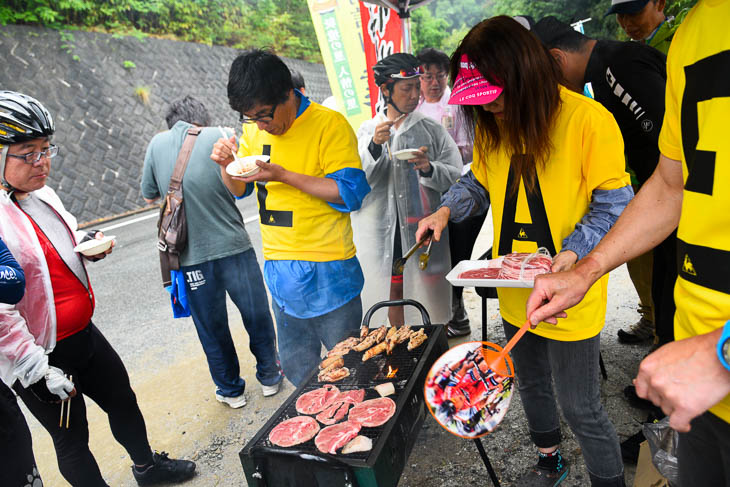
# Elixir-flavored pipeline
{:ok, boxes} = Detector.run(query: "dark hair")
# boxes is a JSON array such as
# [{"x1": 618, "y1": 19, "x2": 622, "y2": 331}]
[
  {"x1": 450, "y1": 16, "x2": 563, "y2": 196},
  {"x1": 165, "y1": 95, "x2": 211, "y2": 129},
  {"x1": 532, "y1": 16, "x2": 592, "y2": 53},
  {"x1": 291, "y1": 70, "x2": 305, "y2": 91},
  {"x1": 227, "y1": 49, "x2": 294, "y2": 114},
  {"x1": 417, "y1": 47, "x2": 450, "y2": 73}
]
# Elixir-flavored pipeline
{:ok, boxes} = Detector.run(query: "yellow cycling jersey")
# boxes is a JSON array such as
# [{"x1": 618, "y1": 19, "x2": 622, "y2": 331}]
[
  {"x1": 237, "y1": 102, "x2": 361, "y2": 262},
  {"x1": 658, "y1": 0, "x2": 730, "y2": 423},
  {"x1": 472, "y1": 86, "x2": 631, "y2": 341}
]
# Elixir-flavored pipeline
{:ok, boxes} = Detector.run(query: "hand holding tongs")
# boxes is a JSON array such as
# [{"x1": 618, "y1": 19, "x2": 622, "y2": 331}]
[
  {"x1": 392, "y1": 229, "x2": 433, "y2": 276},
  {"x1": 59, "y1": 374, "x2": 73, "y2": 429},
  {"x1": 418, "y1": 238, "x2": 433, "y2": 271}
]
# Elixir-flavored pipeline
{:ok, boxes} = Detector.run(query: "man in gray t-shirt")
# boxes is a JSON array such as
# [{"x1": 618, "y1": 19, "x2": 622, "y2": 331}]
[{"x1": 141, "y1": 96, "x2": 281, "y2": 408}]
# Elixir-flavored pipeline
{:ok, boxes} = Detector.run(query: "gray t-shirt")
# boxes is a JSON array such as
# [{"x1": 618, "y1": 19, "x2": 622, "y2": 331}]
[
  {"x1": 141, "y1": 121, "x2": 251, "y2": 266},
  {"x1": 17, "y1": 193, "x2": 89, "y2": 288}
]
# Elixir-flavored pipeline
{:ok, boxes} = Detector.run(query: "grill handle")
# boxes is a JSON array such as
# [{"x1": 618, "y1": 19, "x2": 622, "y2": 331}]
[
  {"x1": 250, "y1": 445, "x2": 360, "y2": 487},
  {"x1": 361, "y1": 299, "x2": 432, "y2": 328}
]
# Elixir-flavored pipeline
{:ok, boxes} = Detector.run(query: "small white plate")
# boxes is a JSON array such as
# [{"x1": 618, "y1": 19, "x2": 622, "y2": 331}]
[
  {"x1": 445, "y1": 259, "x2": 535, "y2": 288},
  {"x1": 225, "y1": 155, "x2": 270, "y2": 177},
  {"x1": 393, "y1": 148, "x2": 420, "y2": 160},
  {"x1": 73, "y1": 235, "x2": 116, "y2": 257}
]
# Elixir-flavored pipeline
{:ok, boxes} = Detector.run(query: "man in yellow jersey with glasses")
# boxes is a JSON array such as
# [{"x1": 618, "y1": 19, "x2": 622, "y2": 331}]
[
  {"x1": 527, "y1": 1, "x2": 730, "y2": 483},
  {"x1": 211, "y1": 50, "x2": 371, "y2": 387}
]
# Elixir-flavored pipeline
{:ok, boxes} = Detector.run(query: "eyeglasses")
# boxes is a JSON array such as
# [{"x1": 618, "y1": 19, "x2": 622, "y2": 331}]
[
  {"x1": 7, "y1": 145, "x2": 58, "y2": 164},
  {"x1": 239, "y1": 105, "x2": 277, "y2": 124},
  {"x1": 393, "y1": 66, "x2": 425, "y2": 79},
  {"x1": 421, "y1": 73, "x2": 448, "y2": 82}
]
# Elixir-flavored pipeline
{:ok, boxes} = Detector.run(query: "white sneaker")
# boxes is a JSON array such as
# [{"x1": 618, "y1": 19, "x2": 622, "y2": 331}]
[
  {"x1": 261, "y1": 381, "x2": 281, "y2": 397},
  {"x1": 215, "y1": 392, "x2": 247, "y2": 409}
]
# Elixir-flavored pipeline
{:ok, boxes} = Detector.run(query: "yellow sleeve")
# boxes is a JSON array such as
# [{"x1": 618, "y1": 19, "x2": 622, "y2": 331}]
[
  {"x1": 581, "y1": 108, "x2": 631, "y2": 191},
  {"x1": 318, "y1": 115, "x2": 362, "y2": 174},
  {"x1": 657, "y1": 27, "x2": 683, "y2": 161},
  {"x1": 237, "y1": 124, "x2": 254, "y2": 158}
]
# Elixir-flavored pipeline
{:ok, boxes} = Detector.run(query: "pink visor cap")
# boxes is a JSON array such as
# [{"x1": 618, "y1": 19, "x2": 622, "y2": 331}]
[{"x1": 448, "y1": 55, "x2": 503, "y2": 106}]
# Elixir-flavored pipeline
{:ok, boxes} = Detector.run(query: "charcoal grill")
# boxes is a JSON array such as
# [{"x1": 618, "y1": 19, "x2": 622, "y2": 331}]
[{"x1": 240, "y1": 299, "x2": 448, "y2": 487}]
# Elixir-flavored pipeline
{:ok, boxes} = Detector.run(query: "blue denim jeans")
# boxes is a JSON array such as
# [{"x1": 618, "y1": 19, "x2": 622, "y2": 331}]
[
  {"x1": 182, "y1": 250, "x2": 281, "y2": 397},
  {"x1": 503, "y1": 320, "x2": 624, "y2": 487},
  {"x1": 274, "y1": 295, "x2": 362, "y2": 386}
]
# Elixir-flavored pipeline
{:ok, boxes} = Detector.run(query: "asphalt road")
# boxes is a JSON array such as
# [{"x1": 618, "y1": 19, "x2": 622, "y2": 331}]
[{"x1": 24, "y1": 201, "x2": 651, "y2": 487}]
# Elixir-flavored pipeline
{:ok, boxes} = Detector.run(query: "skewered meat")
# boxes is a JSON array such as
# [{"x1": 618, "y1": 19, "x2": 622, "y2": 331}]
[
  {"x1": 319, "y1": 356, "x2": 344, "y2": 370},
  {"x1": 362, "y1": 342, "x2": 387, "y2": 361},
  {"x1": 327, "y1": 337, "x2": 361, "y2": 357},
  {"x1": 395, "y1": 326, "x2": 413, "y2": 344},
  {"x1": 360, "y1": 326, "x2": 369, "y2": 340},
  {"x1": 374, "y1": 325, "x2": 388, "y2": 343},
  {"x1": 386, "y1": 326, "x2": 397, "y2": 340},
  {"x1": 269, "y1": 416, "x2": 320, "y2": 447},
  {"x1": 353, "y1": 334, "x2": 378, "y2": 352},
  {"x1": 407, "y1": 329, "x2": 428, "y2": 351},
  {"x1": 318, "y1": 366, "x2": 350, "y2": 382},
  {"x1": 341, "y1": 435, "x2": 373, "y2": 454}
]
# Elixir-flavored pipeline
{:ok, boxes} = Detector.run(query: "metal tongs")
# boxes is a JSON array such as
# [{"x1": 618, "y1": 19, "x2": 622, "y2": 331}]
[
  {"x1": 418, "y1": 238, "x2": 433, "y2": 271},
  {"x1": 392, "y1": 229, "x2": 433, "y2": 276}
]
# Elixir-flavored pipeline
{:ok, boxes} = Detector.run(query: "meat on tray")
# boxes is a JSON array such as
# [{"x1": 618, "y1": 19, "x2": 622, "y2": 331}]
[
  {"x1": 268, "y1": 416, "x2": 320, "y2": 447},
  {"x1": 349, "y1": 397, "x2": 396, "y2": 427},
  {"x1": 295, "y1": 384, "x2": 340, "y2": 415},
  {"x1": 458, "y1": 267, "x2": 501, "y2": 279},
  {"x1": 315, "y1": 420, "x2": 362, "y2": 455},
  {"x1": 315, "y1": 389, "x2": 365, "y2": 425},
  {"x1": 499, "y1": 252, "x2": 552, "y2": 280}
]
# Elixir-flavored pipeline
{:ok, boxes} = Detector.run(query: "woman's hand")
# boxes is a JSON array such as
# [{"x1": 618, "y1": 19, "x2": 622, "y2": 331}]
[
  {"x1": 551, "y1": 250, "x2": 578, "y2": 273},
  {"x1": 416, "y1": 207, "x2": 450, "y2": 243}
]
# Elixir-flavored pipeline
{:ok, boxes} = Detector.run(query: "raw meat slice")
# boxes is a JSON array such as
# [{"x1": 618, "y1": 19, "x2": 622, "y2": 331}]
[
  {"x1": 458, "y1": 267, "x2": 501, "y2": 279},
  {"x1": 315, "y1": 421, "x2": 362, "y2": 454},
  {"x1": 295, "y1": 384, "x2": 340, "y2": 415},
  {"x1": 315, "y1": 389, "x2": 366, "y2": 425},
  {"x1": 341, "y1": 435, "x2": 373, "y2": 454},
  {"x1": 269, "y1": 416, "x2": 320, "y2": 447},
  {"x1": 498, "y1": 252, "x2": 552, "y2": 280},
  {"x1": 348, "y1": 397, "x2": 396, "y2": 427}
]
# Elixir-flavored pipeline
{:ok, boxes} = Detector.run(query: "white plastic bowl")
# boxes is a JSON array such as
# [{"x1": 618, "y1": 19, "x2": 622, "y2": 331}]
[
  {"x1": 393, "y1": 148, "x2": 419, "y2": 160},
  {"x1": 73, "y1": 235, "x2": 116, "y2": 256},
  {"x1": 225, "y1": 155, "x2": 270, "y2": 177}
]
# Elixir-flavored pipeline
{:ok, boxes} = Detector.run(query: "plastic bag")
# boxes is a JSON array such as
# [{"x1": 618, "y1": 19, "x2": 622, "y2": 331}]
[
  {"x1": 643, "y1": 417, "x2": 680, "y2": 485},
  {"x1": 498, "y1": 247, "x2": 553, "y2": 281}
]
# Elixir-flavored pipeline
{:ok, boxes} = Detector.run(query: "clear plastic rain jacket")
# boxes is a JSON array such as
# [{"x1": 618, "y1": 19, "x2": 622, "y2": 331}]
[
  {"x1": 0, "y1": 186, "x2": 86, "y2": 388},
  {"x1": 354, "y1": 111, "x2": 461, "y2": 324}
]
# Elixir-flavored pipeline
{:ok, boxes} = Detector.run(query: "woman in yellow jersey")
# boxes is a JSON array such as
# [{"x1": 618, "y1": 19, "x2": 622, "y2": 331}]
[{"x1": 417, "y1": 17, "x2": 634, "y2": 487}]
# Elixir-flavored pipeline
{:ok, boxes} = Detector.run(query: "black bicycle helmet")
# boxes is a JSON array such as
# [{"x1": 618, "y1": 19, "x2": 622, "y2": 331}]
[
  {"x1": 372, "y1": 53, "x2": 423, "y2": 115},
  {"x1": 372, "y1": 53, "x2": 423, "y2": 86},
  {"x1": 0, "y1": 91, "x2": 55, "y2": 145}
]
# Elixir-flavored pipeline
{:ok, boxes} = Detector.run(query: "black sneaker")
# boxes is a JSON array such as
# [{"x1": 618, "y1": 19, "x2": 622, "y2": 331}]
[
  {"x1": 133, "y1": 451, "x2": 196, "y2": 485},
  {"x1": 514, "y1": 456, "x2": 570, "y2": 487}
]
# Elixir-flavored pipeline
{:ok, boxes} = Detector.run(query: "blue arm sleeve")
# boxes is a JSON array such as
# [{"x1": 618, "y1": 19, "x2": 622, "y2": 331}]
[
  {"x1": 234, "y1": 183, "x2": 254, "y2": 200},
  {"x1": 0, "y1": 237, "x2": 25, "y2": 305},
  {"x1": 439, "y1": 171, "x2": 490, "y2": 223},
  {"x1": 325, "y1": 167, "x2": 372, "y2": 213},
  {"x1": 561, "y1": 185, "x2": 635, "y2": 260}
]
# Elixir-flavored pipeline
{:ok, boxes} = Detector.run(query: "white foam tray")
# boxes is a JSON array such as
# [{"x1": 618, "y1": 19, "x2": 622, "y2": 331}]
[{"x1": 445, "y1": 258, "x2": 535, "y2": 288}]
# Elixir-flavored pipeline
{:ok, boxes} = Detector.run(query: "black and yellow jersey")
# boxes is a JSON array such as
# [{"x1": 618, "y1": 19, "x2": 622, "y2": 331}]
[{"x1": 658, "y1": 0, "x2": 730, "y2": 423}]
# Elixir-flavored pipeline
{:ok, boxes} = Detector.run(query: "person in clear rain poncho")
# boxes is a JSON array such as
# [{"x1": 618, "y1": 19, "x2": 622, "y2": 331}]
[{"x1": 354, "y1": 53, "x2": 461, "y2": 326}]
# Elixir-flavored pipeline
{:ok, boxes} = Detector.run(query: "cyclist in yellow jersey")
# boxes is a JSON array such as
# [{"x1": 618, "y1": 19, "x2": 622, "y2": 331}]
[
  {"x1": 417, "y1": 17, "x2": 633, "y2": 487},
  {"x1": 210, "y1": 50, "x2": 371, "y2": 386},
  {"x1": 528, "y1": 1, "x2": 730, "y2": 484}
]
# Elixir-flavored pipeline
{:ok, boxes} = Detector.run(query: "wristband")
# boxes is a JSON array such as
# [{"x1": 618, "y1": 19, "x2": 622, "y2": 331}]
[{"x1": 716, "y1": 320, "x2": 730, "y2": 372}]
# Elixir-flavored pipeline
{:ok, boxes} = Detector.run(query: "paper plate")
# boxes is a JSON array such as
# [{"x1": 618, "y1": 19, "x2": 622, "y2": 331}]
[
  {"x1": 393, "y1": 148, "x2": 419, "y2": 160},
  {"x1": 225, "y1": 155, "x2": 269, "y2": 177},
  {"x1": 424, "y1": 341, "x2": 514, "y2": 439},
  {"x1": 73, "y1": 235, "x2": 116, "y2": 257}
]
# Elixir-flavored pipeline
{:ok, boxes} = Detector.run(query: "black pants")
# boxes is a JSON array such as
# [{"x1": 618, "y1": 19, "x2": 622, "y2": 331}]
[
  {"x1": 448, "y1": 212, "x2": 488, "y2": 301},
  {"x1": 652, "y1": 230, "x2": 677, "y2": 344},
  {"x1": 0, "y1": 381, "x2": 42, "y2": 486},
  {"x1": 14, "y1": 323, "x2": 153, "y2": 487},
  {"x1": 679, "y1": 411, "x2": 730, "y2": 486}
]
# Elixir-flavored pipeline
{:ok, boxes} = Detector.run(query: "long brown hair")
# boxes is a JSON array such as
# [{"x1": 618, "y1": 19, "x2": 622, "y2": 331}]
[{"x1": 450, "y1": 16, "x2": 563, "y2": 196}]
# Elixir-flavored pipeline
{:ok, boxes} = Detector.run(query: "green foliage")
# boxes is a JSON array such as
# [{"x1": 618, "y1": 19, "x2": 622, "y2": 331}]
[
  {"x1": 411, "y1": 8, "x2": 449, "y2": 54},
  {"x1": 123, "y1": 60, "x2": 136, "y2": 69},
  {"x1": 2, "y1": 0, "x2": 322, "y2": 62}
]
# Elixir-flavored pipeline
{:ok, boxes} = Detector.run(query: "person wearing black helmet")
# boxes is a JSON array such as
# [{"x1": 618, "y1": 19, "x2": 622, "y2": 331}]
[
  {"x1": 354, "y1": 53, "x2": 461, "y2": 326},
  {"x1": 0, "y1": 90, "x2": 196, "y2": 486}
]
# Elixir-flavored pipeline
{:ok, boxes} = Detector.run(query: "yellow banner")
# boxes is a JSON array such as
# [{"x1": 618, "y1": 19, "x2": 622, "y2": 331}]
[{"x1": 307, "y1": 0, "x2": 371, "y2": 130}]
